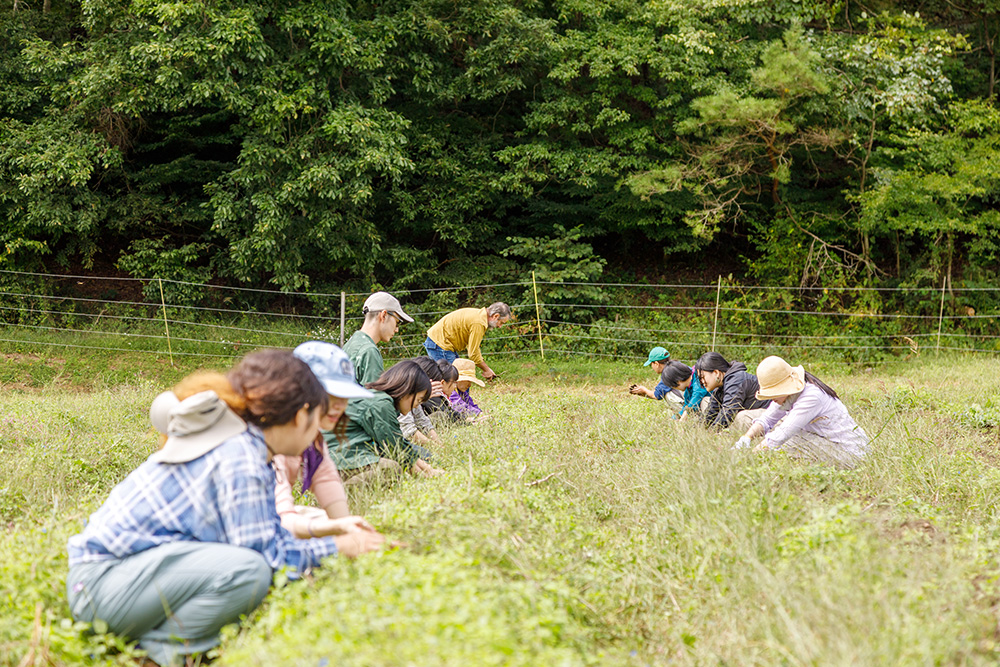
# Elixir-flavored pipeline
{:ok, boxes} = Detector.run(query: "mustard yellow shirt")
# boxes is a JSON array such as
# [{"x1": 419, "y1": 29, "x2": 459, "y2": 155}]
[{"x1": 426, "y1": 307, "x2": 489, "y2": 364}]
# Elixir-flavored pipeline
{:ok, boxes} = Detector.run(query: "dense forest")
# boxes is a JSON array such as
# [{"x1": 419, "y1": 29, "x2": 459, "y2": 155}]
[{"x1": 1, "y1": 0, "x2": 998, "y2": 298}]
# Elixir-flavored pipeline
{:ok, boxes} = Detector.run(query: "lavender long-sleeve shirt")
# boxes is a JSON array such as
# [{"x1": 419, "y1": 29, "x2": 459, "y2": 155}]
[{"x1": 753, "y1": 383, "x2": 869, "y2": 456}]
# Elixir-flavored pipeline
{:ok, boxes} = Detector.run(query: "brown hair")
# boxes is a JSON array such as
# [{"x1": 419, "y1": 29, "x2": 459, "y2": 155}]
[
  {"x1": 328, "y1": 411, "x2": 348, "y2": 444},
  {"x1": 228, "y1": 349, "x2": 328, "y2": 427}
]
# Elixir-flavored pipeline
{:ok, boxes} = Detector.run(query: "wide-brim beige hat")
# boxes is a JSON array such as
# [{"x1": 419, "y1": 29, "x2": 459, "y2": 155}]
[
  {"x1": 149, "y1": 390, "x2": 247, "y2": 463},
  {"x1": 755, "y1": 356, "x2": 806, "y2": 400},
  {"x1": 453, "y1": 358, "x2": 486, "y2": 387}
]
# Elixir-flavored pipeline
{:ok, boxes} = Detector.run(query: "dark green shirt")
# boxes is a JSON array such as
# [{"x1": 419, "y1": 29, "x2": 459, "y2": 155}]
[
  {"x1": 342, "y1": 330, "x2": 383, "y2": 385},
  {"x1": 326, "y1": 391, "x2": 420, "y2": 471}
]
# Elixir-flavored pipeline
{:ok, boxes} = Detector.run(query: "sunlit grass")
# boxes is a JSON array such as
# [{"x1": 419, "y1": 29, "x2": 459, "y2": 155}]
[{"x1": 2, "y1": 352, "x2": 1000, "y2": 665}]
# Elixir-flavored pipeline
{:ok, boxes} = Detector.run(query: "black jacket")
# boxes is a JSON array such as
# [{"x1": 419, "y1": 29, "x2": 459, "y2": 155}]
[{"x1": 703, "y1": 362, "x2": 771, "y2": 428}]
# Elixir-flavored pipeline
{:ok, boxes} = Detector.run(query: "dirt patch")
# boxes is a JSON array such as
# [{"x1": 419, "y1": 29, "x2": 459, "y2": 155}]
[
  {"x1": 886, "y1": 518, "x2": 944, "y2": 543},
  {"x1": 1, "y1": 353, "x2": 65, "y2": 365}
]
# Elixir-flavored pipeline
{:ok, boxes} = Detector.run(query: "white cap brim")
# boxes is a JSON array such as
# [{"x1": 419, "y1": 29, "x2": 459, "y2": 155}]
[{"x1": 321, "y1": 378, "x2": 374, "y2": 399}]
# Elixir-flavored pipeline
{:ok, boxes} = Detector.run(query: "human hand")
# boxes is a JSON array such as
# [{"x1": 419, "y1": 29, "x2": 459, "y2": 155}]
[
  {"x1": 482, "y1": 368, "x2": 498, "y2": 381},
  {"x1": 309, "y1": 515, "x2": 375, "y2": 537},
  {"x1": 430, "y1": 380, "x2": 443, "y2": 396},
  {"x1": 732, "y1": 436, "x2": 752, "y2": 450},
  {"x1": 334, "y1": 530, "x2": 386, "y2": 558},
  {"x1": 329, "y1": 516, "x2": 376, "y2": 534},
  {"x1": 629, "y1": 384, "x2": 647, "y2": 396},
  {"x1": 753, "y1": 442, "x2": 769, "y2": 453}
]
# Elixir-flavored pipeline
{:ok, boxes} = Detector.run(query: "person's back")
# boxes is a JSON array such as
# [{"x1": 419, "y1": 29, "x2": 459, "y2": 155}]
[
  {"x1": 424, "y1": 303, "x2": 510, "y2": 379},
  {"x1": 334, "y1": 391, "x2": 412, "y2": 470},
  {"x1": 704, "y1": 361, "x2": 770, "y2": 428},
  {"x1": 343, "y1": 330, "x2": 382, "y2": 385},
  {"x1": 68, "y1": 435, "x2": 260, "y2": 564},
  {"x1": 427, "y1": 308, "x2": 487, "y2": 357}
]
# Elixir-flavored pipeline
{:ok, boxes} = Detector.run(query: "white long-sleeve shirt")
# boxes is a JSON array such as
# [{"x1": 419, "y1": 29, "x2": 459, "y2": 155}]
[
  {"x1": 754, "y1": 383, "x2": 869, "y2": 456},
  {"x1": 398, "y1": 404, "x2": 435, "y2": 439}
]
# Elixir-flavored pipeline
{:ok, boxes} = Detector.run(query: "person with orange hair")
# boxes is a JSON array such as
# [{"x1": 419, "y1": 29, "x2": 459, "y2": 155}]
[{"x1": 67, "y1": 350, "x2": 382, "y2": 665}]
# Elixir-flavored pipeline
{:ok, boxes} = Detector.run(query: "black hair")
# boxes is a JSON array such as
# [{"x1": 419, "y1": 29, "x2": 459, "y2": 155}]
[
  {"x1": 436, "y1": 359, "x2": 459, "y2": 383},
  {"x1": 660, "y1": 360, "x2": 693, "y2": 390},
  {"x1": 694, "y1": 351, "x2": 732, "y2": 374},
  {"x1": 410, "y1": 356, "x2": 443, "y2": 381},
  {"x1": 804, "y1": 371, "x2": 839, "y2": 399},
  {"x1": 366, "y1": 360, "x2": 432, "y2": 403}
]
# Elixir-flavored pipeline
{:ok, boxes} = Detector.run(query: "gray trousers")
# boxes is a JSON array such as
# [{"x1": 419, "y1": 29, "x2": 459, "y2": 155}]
[{"x1": 67, "y1": 542, "x2": 272, "y2": 666}]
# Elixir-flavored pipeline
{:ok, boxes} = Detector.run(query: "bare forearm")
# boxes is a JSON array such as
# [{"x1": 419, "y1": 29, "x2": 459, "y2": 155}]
[{"x1": 324, "y1": 499, "x2": 351, "y2": 520}]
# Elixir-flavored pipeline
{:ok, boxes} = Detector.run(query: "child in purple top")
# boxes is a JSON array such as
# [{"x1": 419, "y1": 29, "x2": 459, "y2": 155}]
[{"x1": 449, "y1": 358, "x2": 487, "y2": 420}]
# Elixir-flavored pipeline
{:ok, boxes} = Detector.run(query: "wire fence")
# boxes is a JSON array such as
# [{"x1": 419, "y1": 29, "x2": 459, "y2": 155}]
[{"x1": 0, "y1": 269, "x2": 996, "y2": 366}]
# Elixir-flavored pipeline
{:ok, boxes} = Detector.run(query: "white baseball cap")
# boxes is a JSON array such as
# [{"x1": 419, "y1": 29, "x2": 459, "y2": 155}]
[{"x1": 362, "y1": 291, "x2": 413, "y2": 323}]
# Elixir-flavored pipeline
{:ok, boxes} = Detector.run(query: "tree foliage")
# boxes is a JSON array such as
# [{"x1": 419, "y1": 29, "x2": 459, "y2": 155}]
[{"x1": 0, "y1": 0, "x2": 996, "y2": 294}]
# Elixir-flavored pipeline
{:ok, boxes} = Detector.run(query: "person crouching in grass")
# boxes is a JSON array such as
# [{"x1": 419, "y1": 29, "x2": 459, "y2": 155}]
[
  {"x1": 279, "y1": 341, "x2": 384, "y2": 537},
  {"x1": 733, "y1": 356, "x2": 869, "y2": 468},
  {"x1": 659, "y1": 360, "x2": 712, "y2": 421},
  {"x1": 398, "y1": 356, "x2": 447, "y2": 446},
  {"x1": 449, "y1": 358, "x2": 487, "y2": 421},
  {"x1": 696, "y1": 351, "x2": 771, "y2": 430},
  {"x1": 629, "y1": 346, "x2": 682, "y2": 406},
  {"x1": 66, "y1": 350, "x2": 382, "y2": 666},
  {"x1": 422, "y1": 359, "x2": 466, "y2": 425},
  {"x1": 331, "y1": 360, "x2": 444, "y2": 486}
]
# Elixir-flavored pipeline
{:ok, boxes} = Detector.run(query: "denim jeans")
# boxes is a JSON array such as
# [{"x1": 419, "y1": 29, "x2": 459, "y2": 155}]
[{"x1": 423, "y1": 337, "x2": 459, "y2": 363}]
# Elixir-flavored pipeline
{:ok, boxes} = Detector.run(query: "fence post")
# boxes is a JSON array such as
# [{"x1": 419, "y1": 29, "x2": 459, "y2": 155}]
[
  {"x1": 157, "y1": 278, "x2": 174, "y2": 367},
  {"x1": 936, "y1": 277, "x2": 946, "y2": 356},
  {"x1": 340, "y1": 291, "x2": 346, "y2": 347},
  {"x1": 711, "y1": 275, "x2": 722, "y2": 352},
  {"x1": 532, "y1": 270, "x2": 544, "y2": 360}
]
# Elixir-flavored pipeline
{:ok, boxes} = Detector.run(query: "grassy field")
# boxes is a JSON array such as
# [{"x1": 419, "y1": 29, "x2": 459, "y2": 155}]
[{"x1": 2, "y1": 348, "x2": 1000, "y2": 666}]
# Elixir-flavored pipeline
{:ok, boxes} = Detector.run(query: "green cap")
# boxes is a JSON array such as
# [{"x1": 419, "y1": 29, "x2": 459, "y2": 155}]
[{"x1": 643, "y1": 346, "x2": 670, "y2": 366}]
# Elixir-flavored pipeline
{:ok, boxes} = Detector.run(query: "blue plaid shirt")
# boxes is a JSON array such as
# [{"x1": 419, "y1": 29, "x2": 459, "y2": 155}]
[{"x1": 67, "y1": 425, "x2": 337, "y2": 578}]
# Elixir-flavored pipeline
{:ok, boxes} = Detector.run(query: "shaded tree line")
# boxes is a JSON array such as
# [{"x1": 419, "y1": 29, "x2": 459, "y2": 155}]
[{"x1": 1, "y1": 0, "x2": 998, "y2": 304}]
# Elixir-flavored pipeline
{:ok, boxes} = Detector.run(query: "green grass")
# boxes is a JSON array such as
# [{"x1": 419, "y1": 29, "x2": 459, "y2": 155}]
[{"x1": 2, "y1": 349, "x2": 1000, "y2": 665}]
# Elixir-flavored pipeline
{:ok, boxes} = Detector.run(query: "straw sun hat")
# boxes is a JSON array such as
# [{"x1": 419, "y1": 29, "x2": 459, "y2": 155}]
[
  {"x1": 453, "y1": 358, "x2": 486, "y2": 387},
  {"x1": 755, "y1": 356, "x2": 806, "y2": 400}
]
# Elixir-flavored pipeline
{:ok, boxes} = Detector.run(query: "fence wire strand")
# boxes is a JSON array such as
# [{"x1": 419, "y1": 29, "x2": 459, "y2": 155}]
[{"x1": 0, "y1": 272, "x2": 996, "y2": 362}]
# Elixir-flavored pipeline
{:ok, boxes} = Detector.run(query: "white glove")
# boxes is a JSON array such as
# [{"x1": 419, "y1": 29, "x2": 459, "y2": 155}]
[{"x1": 732, "y1": 436, "x2": 752, "y2": 450}]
